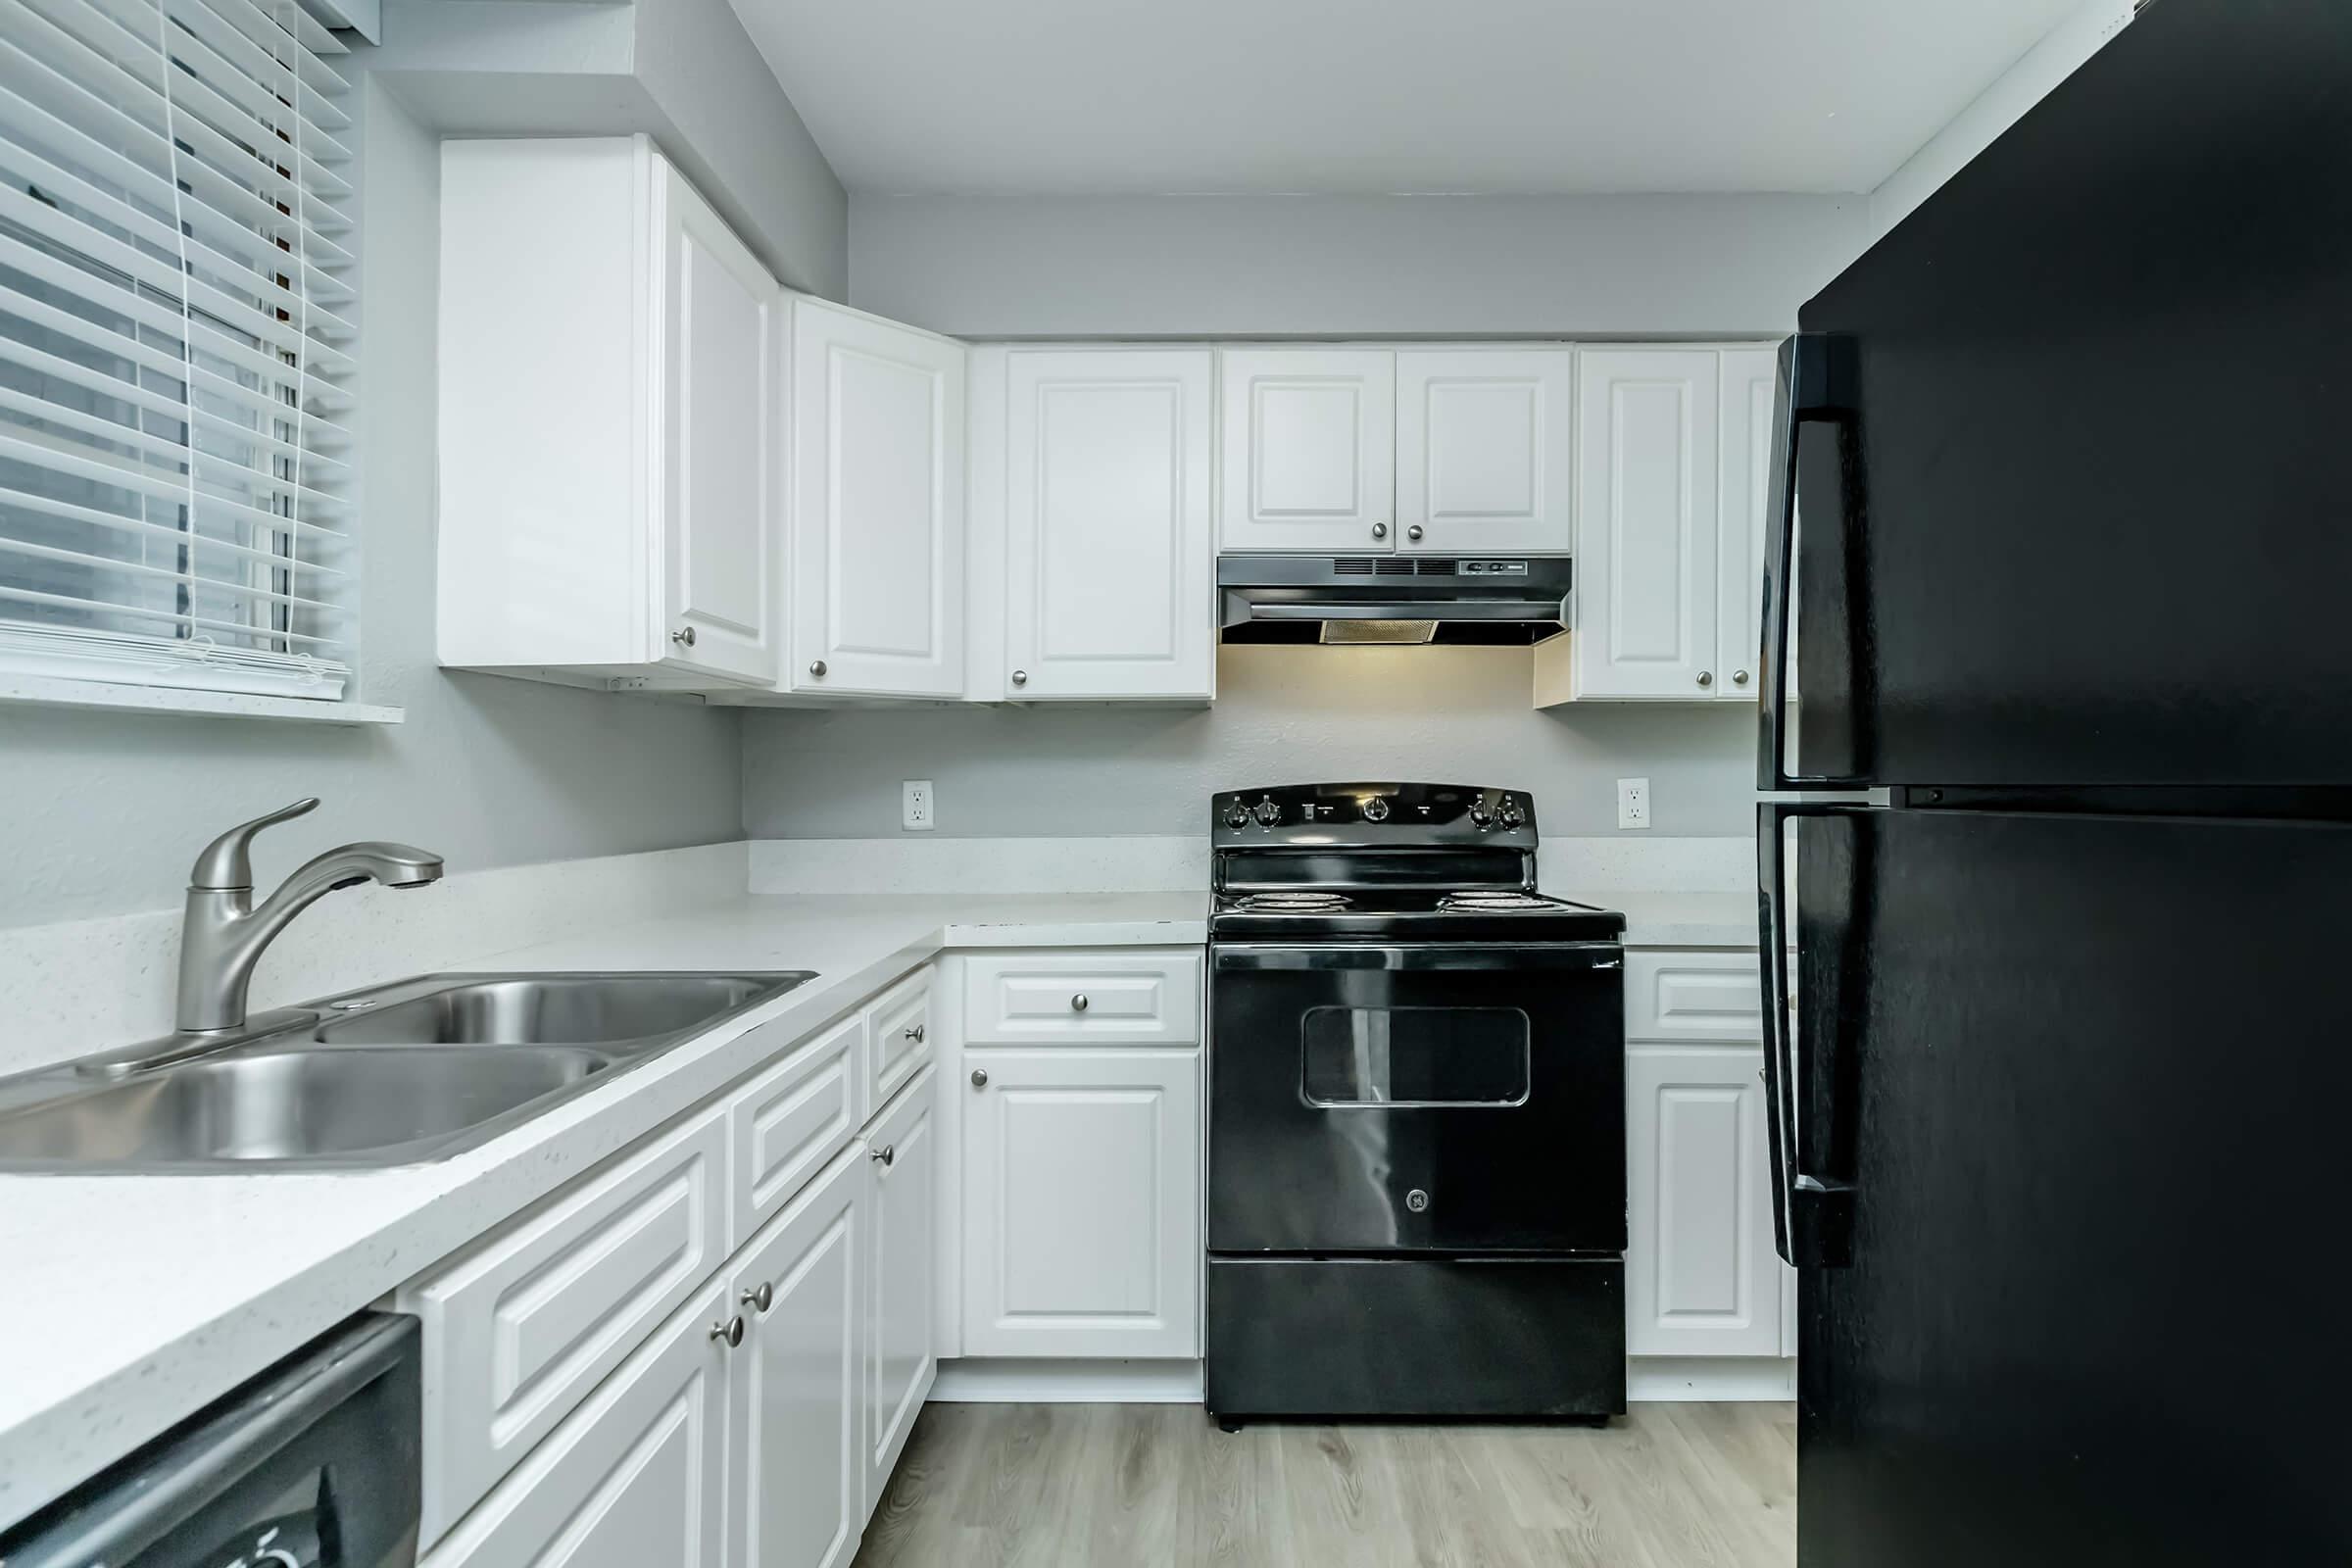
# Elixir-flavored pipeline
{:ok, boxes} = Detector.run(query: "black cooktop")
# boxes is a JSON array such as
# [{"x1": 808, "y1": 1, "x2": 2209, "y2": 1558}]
[{"x1": 1208, "y1": 887, "x2": 1626, "y2": 943}]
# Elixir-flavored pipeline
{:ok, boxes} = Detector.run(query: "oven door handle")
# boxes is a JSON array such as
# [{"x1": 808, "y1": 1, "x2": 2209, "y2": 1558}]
[{"x1": 1212, "y1": 944, "x2": 1623, "y2": 974}]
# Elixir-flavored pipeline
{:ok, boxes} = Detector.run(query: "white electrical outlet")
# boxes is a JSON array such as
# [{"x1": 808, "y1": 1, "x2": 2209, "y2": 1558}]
[
  {"x1": 1617, "y1": 777, "x2": 1651, "y2": 831},
  {"x1": 902, "y1": 780, "x2": 935, "y2": 832}
]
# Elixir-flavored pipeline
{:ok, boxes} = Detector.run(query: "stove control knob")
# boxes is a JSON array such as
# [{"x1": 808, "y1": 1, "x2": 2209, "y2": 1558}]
[
  {"x1": 1361, "y1": 797, "x2": 1391, "y2": 823},
  {"x1": 1252, "y1": 796, "x2": 1281, "y2": 826},
  {"x1": 1222, "y1": 802, "x2": 1250, "y2": 829},
  {"x1": 1497, "y1": 795, "x2": 1525, "y2": 830},
  {"x1": 1468, "y1": 797, "x2": 1494, "y2": 830}
]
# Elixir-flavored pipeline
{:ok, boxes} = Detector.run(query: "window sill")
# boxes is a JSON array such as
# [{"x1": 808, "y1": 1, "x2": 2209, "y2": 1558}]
[{"x1": 0, "y1": 675, "x2": 405, "y2": 726}]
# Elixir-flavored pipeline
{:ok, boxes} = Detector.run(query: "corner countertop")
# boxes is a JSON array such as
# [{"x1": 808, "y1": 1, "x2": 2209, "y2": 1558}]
[
  {"x1": 0, "y1": 892, "x2": 1202, "y2": 1536},
  {"x1": 0, "y1": 882, "x2": 1756, "y2": 1532}
]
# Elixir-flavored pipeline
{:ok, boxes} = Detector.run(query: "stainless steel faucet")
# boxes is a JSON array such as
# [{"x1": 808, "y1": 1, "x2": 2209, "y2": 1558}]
[{"x1": 176, "y1": 799, "x2": 444, "y2": 1034}]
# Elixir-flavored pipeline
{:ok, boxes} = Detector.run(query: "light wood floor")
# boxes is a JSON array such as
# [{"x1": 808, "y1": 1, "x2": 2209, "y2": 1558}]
[{"x1": 852, "y1": 1402, "x2": 1794, "y2": 1567}]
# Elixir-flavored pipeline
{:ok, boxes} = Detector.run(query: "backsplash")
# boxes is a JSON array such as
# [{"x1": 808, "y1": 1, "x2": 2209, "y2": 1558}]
[
  {"x1": 747, "y1": 835, "x2": 1749, "y2": 898},
  {"x1": 743, "y1": 645, "x2": 1757, "y2": 840}
]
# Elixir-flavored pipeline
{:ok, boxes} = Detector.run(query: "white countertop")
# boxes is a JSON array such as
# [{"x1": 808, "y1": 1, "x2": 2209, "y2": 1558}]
[
  {"x1": 0, "y1": 881, "x2": 1753, "y2": 1530},
  {"x1": 1601, "y1": 890, "x2": 1761, "y2": 949},
  {"x1": 0, "y1": 892, "x2": 1201, "y2": 1534}
]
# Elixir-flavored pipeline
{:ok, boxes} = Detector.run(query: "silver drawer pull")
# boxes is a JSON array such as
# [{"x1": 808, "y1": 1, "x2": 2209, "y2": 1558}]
[
  {"x1": 903, "y1": 1023, "x2": 925, "y2": 1043},
  {"x1": 1070, "y1": 993, "x2": 1089, "y2": 1012},
  {"x1": 869, "y1": 1144, "x2": 896, "y2": 1167},
  {"x1": 740, "y1": 1283, "x2": 773, "y2": 1314},
  {"x1": 709, "y1": 1315, "x2": 744, "y2": 1348}
]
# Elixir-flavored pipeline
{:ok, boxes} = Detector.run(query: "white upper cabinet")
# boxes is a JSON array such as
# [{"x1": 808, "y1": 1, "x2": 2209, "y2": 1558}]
[
  {"x1": 437, "y1": 137, "x2": 782, "y2": 690},
  {"x1": 790, "y1": 301, "x2": 966, "y2": 698},
  {"x1": 1715, "y1": 348, "x2": 1780, "y2": 701},
  {"x1": 1003, "y1": 350, "x2": 1215, "y2": 700},
  {"x1": 1568, "y1": 348, "x2": 1722, "y2": 699},
  {"x1": 1218, "y1": 349, "x2": 1396, "y2": 553},
  {"x1": 1396, "y1": 350, "x2": 1576, "y2": 555},
  {"x1": 659, "y1": 165, "x2": 783, "y2": 684}
]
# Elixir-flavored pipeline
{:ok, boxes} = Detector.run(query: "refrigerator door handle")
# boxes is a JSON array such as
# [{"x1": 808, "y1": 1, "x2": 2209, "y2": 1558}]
[
  {"x1": 1759, "y1": 799, "x2": 1861, "y2": 1269},
  {"x1": 1758, "y1": 332, "x2": 1869, "y2": 791}
]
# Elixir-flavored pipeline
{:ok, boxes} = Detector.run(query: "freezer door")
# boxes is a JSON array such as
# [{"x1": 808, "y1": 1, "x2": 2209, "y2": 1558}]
[
  {"x1": 1763, "y1": 804, "x2": 2352, "y2": 1565},
  {"x1": 1762, "y1": 0, "x2": 2352, "y2": 789}
]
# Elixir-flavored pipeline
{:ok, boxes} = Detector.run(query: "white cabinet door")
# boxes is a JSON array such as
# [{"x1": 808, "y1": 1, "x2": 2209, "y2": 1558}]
[
  {"x1": 1570, "y1": 349, "x2": 1721, "y2": 699},
  {"x1": 961, "y1": 1050, "x2": 1200, "y2": 1359},
  {"x1": 1218, "y1": 349, "x2": 1395, "y2": 554},
  {"x1": 657, "y1": 158, "x2": 780, "y2": 685},
  {"x1": 1005, "y1": 350, "x2": 1214, "y2": 699},
  {"x1": 1715, "y1": 348, "x2": 1779, "y2": 703},
  {"x1": 1396, "y1": 349, "x2": 1575, "y2": 555},
  {"x1": 728, "y1": 1147, "x2": 862, "y2": 1568},
  {"x1": 791, "y1": 300, "x2": 965, "y2": 697},
  {"x1": 1625, "y1": 1046, "x2": 1784, "y2": 1357},
  {"x1": 862, "y1": 1068, "x2": 936, "y2": 1504},
  {"x1": 422, "y1": 1280, "x2": 730, "y2": 1568}
]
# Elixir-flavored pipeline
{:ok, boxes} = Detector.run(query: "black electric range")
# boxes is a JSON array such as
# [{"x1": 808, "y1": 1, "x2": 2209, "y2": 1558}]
[{"x1": 1203, "y1": 781, "x2": 1630, "y2": 1426}]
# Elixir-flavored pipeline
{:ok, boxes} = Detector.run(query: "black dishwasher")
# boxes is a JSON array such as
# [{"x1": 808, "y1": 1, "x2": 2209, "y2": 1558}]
[{"x1": 0, "y1": 1311, "x2": 421, "y2": 1568}]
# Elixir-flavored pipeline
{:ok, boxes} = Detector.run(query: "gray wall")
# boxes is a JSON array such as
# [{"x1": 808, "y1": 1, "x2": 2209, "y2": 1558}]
[
  {"x1": 365, "y1": 0, "x2": 849, "y2": 298},
  {"x1": 743, "y1": 646, "x2": 1755, "y2": 840},
  {"x1": 0, "y1": 80, "x2": 744, "y2": 927},
  {"x1": 850, "y1": 193, "x2": 1872, "y2": 340}
]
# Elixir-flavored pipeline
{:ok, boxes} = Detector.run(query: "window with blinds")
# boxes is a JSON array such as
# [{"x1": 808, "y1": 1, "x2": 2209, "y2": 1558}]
[{"x1": 1, "y1": 0, "x2": 357, "y2": 702}]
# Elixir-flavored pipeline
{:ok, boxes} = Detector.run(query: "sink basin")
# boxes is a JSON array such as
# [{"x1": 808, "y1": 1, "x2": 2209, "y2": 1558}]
[
  {"x1": 0, "y1": 1047, "x2": 613, "y2": 1168},
  {"x1": 314, "y1": 974, "x2": 785, "y2": 1047},
  {"x1": 0, "y1": 969, "x2": 813, "y2": 1171}
]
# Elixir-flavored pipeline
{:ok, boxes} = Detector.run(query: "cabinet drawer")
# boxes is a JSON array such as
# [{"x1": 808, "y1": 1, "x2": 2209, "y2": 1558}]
[
  {"x1": 400, "y1": 1104, "x2": 727, "y2": 1545},
  {"x1": 864, "y1": 967, "x2": 933, "y2": 1113},
  {"x1": 728, "y1": 1010, "x2": 862, "y2": 1251},
  {"x1": 962, "y1": 951, "x2": 1202, "y2": 1045},
  {"x1": 1625, "y1": 951, "x2": 1763, "y2": 1044}
]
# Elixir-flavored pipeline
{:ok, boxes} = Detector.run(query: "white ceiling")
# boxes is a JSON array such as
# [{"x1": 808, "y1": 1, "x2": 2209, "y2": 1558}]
[{"x1": 729, "y1": 0, "x2": 2083, "y2": 197}]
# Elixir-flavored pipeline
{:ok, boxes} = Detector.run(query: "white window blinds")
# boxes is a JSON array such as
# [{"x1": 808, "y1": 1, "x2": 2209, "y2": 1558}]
[{"x1": 0, "y1": 0, "x2": 357, "y2": 701}]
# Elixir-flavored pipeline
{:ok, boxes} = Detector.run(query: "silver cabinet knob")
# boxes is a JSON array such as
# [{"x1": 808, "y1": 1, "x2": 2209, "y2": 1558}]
[
  {"x1": 1696, "y1": 670, "x2": 1714, "y2": 688},
  {"x1": 740, "y1": 1282, "x2": 773, "y2": 1314},
  {"x1": 710, "y1": 1315, "x2": 745, "y2": 1348},
  {"x1": 669, "y1": 626, "x2": 697, "y2": 647},
  {"x1": 869, "y1": 1144, "x2": 896, "y2": 1167},
  {"x1": 1733, "y1": 669, "x2": 1750, "y2": 686},
  {"x1": 1406, "y1": 525, "x2": 1424, "y2": 542},
  {"x1": 1070, "y1": 993, "x2": 1090, "y2": 1012},
  {"x1": 970, "y1": 1067, "x2": 989, "y2": 1088},
  {"x1": 808, "y1": 660, "x2": 827, "y2": 677},
  {"x1": 903, "y1": 1023, "x2": 925, "y2": 1043},
  {"x1": 1370, "y1": 522, "x2": 1389, "y2": 540},
  {"x1": 1011, "y1": 669, "x2": 1028, "y2": 687}
]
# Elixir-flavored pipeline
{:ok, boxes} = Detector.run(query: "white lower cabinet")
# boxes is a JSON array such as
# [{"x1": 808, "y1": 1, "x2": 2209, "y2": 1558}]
[
  {"x1": 422, "y1": 1277, "x2": 731, "y2": 1568},
  {"x1": 729, "y1": 1147, "x2": 862, "y2": 1568},
  {"x1": 418, "y1": 970, "x2": 943, "y2": 1568},
  {"x1": 959, "y1": 1049, "x2": 1200, "y2": 1359},
  {"x1": 1623, "y1": 949, "x2": 1794, "y2": 1360},
  {"x1": 862, "y1": 1068, "x2": 938, "y2": 1502}
]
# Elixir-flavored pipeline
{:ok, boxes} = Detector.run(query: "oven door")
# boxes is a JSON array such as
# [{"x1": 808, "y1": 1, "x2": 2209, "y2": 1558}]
[{"x1": 1208, "y1": 942, "x2": 1624, "y2": 1255}]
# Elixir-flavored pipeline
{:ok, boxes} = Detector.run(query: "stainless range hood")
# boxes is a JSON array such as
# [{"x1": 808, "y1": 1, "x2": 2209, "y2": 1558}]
[{"x1": 1218, "y1": 555, "x2": 1573, "y2": 646}]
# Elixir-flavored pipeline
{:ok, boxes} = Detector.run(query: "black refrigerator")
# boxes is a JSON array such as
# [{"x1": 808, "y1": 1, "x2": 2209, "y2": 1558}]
[{"x1": 1758, "y1": 2, "x2": 2352, "y2": 1562}]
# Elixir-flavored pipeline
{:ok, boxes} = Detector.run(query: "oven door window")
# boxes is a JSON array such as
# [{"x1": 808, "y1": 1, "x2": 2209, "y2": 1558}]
[{"x1": 1300, "y1": 1005, "x2": 1531, "y2": 1107}]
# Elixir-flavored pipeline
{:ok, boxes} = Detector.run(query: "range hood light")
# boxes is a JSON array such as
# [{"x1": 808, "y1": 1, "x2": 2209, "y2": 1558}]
[{"x1": 1318, "y1": 618, "x2": 1440, "y2": 646}]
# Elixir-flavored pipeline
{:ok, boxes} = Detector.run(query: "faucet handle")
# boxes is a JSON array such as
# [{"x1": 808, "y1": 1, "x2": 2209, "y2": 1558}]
[{"x1": 190, "y1": 798, "x2": 319, "y2": 891}]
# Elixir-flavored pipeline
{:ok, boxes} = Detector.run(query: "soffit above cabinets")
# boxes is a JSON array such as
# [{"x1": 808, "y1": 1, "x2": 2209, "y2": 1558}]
[{"x1": 727, "y1": 0, "x2": 2080, "y2": 196}]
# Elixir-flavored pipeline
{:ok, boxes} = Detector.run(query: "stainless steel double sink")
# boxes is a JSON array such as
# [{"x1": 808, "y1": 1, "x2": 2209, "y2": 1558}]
[{"x1": 0, "y1": 972, "x2": 813, "y2": 1172}]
